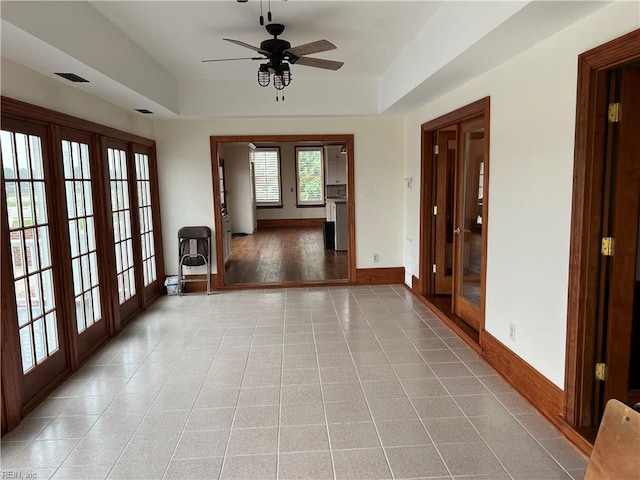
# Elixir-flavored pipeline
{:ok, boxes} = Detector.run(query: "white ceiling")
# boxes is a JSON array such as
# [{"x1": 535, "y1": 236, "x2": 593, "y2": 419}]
[
  {"x1": 0, "y1": 1, "x2": 610, "y2": 119},
  {"x1": 91, "y1": 1, "x2": 441, "y2": 79}
]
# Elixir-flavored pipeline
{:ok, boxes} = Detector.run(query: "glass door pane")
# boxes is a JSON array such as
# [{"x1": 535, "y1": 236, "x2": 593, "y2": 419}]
[
  {"x1": 61, "y1": 140, "x2": 102, "y2": 332},
  {"x1": 135, "y1": 152, "x2": 157, "y2": 287},
  {"x1": 108, "y1": 147, "x2": 136, "y2": 304},
  {"x1": 460, "y1": 128, "x2": 484, "y2": 306},
  {"x1": 2, "y1": 130, "x2": 60, "y2": 373}
]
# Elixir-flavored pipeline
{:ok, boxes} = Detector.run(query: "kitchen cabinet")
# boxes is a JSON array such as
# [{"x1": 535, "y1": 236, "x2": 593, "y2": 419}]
[
  {"x1": 325, "y1": 146, "x2": 347, "y2": 185},
  {"x1": 222, "y1": 213, "x2": 232, "y2": 263}
]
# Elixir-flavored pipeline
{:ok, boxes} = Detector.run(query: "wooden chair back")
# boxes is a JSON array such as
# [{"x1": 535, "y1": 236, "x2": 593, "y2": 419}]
[{"x1": 584, "y1": 399, "x2": 640, "y2": 480}]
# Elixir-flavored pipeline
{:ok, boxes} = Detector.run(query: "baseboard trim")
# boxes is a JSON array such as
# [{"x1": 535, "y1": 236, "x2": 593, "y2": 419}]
[
  {"x1": 355, "y1": 267, "x2": 404, "y2": 285},
  {"x1": 411, "y1": 275, "x2": 422, "y2": 295},
  {"x1": 257, "y1": 218, "x2": 324, "y2": 228},
  {"x1": 481, "y1": 331, "x2": 565, "y2": 431}
]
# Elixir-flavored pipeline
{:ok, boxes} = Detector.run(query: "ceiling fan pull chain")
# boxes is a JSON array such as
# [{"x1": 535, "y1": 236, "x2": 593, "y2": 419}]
[
  {"x1": 268, "y1": 0, "x2": 272, "y2": 22},
  {"x1": 259, "y1": 0, "x2": 264, "y2": 25}
]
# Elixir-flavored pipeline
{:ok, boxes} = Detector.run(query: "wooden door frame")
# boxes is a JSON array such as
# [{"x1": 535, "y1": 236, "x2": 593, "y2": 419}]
[
  {"x1": 564, "y1": 29, "x2": 640, "y2": 428},
  {"x1": 418, "y1": 97, "x2": 490, "y2": 346},
  {"x1": 210, "y1": 134, "x2": 356, "y2": 288}
]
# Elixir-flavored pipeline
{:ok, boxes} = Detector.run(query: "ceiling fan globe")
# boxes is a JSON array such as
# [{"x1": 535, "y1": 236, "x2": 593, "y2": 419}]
[{"x1": 257, "y1": 64, "x2": 271, "y2": 87}]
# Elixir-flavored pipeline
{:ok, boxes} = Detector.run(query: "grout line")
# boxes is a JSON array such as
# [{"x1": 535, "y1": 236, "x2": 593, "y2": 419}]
[{"x1": 312, "y1": 288, "x2": 340, "y2": 480}]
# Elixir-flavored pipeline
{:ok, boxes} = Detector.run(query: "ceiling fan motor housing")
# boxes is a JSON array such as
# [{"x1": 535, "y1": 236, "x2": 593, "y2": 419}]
[{"x1": 260, "y1": 38, "x2": 291, "y2": 53}]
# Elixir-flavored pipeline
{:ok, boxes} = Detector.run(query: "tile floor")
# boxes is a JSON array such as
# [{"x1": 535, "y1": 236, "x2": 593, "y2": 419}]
[{"x1": 1, "y1": 285, "x2": 588, "y2": 480}]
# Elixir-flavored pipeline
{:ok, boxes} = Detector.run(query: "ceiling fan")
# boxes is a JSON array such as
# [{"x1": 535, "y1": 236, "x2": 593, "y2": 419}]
[{"x1": 203, "y1": 23, "x2": 344, "y2": 93}]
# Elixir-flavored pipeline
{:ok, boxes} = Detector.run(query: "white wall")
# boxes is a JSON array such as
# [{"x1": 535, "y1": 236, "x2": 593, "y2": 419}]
[
  {"x1": 154, "y1": 117, "x2": 404, "y2": 276},
  {"x1": 222, "y1": 144, "x2": 255, "y2": 235},
  {"x1": 1, "y1": 58, "x2": 154, "y2": 138},
  {"x1": 403, "y1": 2, "x2": 639, "y2": 388}
]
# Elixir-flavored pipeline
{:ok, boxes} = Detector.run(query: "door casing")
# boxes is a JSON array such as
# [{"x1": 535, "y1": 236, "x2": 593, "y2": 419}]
[
  {"x1": 210, "y1": 134, "x2": 356, "y2": 288},
  {"x1": 564, "y1": 28, "x2": 640, "y2": 431}
]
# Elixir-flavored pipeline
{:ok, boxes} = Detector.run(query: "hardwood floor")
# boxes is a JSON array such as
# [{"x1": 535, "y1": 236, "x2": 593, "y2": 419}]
[{"x1": 224, "y1": 227, "x2": 348, "y2": 285}]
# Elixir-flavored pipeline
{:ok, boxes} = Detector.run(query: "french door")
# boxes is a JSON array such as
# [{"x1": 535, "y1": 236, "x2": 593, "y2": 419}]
[
  {"x1": 432, "y1": 119, "x2": 485, "y2": 331},
  {"x1": 453, "y1": 117, "x2": 485, "y2": 330},
  {"x1": 134, "y1": 145, "x2": 161, "y2": 301},
  {"x1": 1, "y1": 120, "x2": 70, "y2": 405},
  {"x1": 57, "y1": 128, "x2": 110, "y2": 361},
  {"x1": 1, "y1": 98, "x2": 162, "y2": 432},
  {"x1": 423, "y1": 98, "x2": 489, "y2": 338},
  {"x1": 101, "y1": 140, "x2": 162, "y2": 323},
  {"x1": 103, "y1": 139, "x2": 141, "y2": 322}
]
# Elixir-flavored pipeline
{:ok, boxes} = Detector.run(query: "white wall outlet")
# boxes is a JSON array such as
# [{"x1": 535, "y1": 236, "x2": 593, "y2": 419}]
[
  {"x1": 509, "y1": 323, "x2": 516, "y2": 341},
  {"x1": 373, "y1": 253, "x2": 380, "y2": 263}
]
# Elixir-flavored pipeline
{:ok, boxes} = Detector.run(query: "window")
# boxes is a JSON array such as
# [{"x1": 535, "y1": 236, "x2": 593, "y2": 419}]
[
  {"x1": 251, "y1": 147, "x2": 281, "y2": 206},
  {"x1": 296, "y1": 147, "x2": 324, "y2": 206},
  {"x1": 108, "y1": 147, "x2": 136, "y2": 304},
  {"x1": 62, "y1": 139, "x2": 102, "y2": 333},
  {"x1": 2, "y1": 130, "x2": 59, "y2": 373},
  {"x1": 1, "y1": 98, "x2": 163, "y2": 429},
  {"x1": 135, "y1": 152, "x2": 157, "y2": 287}
]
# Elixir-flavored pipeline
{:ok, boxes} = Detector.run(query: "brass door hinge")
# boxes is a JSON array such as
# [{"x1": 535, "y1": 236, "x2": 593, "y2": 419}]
[
  {"x1": 434, "y1": 145, "x2": 439, "y2": 155},
  {"x1": 433, "y1": 205, "x2": 438, "y2": 216},
  {"x1": 432, "y1": 264, "x2": 437, "y2": 274},
  {"x1": 608, "y1": 103, "x2": 620, "y2": 123},
  {"x1": 601, "y1": 237, "x2": 614, "y2": 256},
  {"x1": 595, "y1": 362, "x2": 607, "y2": 381}
]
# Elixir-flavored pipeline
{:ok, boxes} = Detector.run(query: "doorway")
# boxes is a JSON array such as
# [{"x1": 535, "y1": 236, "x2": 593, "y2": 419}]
[
  {"x1": 419, "y1": 98, "x2": 490, "y2": 345},
  {"x1": 599, "y1": 64, "x2": 640, "y2": 412},
  {"x1": 564, "y1": 29, "x2": 640, "y2": 439},
  {"x1": 210, "y1": 135, "x2": 356, "y2": 288}
]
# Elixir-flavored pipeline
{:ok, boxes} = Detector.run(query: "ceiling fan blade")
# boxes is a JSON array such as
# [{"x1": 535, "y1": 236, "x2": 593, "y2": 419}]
[
  {"x1": 202, "y1": 57, "x2": 263, "y2": 63},
  {"x1": 293, "y1": 57, "x2": 344, "y2": 71},
  {"x1": 285, "y1": 39, "x2": 336, "y2": 57},
  {"x1": 223, "y1": 38, "x2": 270, "y2": 55}
]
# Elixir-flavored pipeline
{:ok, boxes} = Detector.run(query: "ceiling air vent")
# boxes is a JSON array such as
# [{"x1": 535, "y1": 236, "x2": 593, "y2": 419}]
[
  {"x1": 135, "y1": 109, "x2": 154, "y2": 115},
  {"x1": 54, "y1": 73, "x2": 89, "y2": 83}
]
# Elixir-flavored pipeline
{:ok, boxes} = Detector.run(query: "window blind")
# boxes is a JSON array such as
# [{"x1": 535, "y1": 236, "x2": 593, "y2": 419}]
[{"x1": 251, "y1": 148, "x2": 281, "y2": 206}]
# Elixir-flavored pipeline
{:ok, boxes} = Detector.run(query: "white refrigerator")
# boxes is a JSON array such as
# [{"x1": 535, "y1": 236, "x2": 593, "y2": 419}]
[{"x1": 335, "y1": 201, "x2": 348, "y2": 251}]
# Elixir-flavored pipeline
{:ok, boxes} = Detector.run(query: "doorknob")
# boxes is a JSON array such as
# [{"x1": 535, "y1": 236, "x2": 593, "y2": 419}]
[{"x1": 454, "y1": 228, "x2": 461, "y2": 234}]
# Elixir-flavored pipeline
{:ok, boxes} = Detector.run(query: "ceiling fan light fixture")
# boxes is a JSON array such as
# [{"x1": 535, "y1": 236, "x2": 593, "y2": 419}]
[
  {"x1": 281, "y1": 64, "x2": 291, "y2": 87},
  {"x1": 273, "y1": 73, "x2": 285, "y2": 90},
  {"x1": 258, "y1": 64, "x2": 271, "y2": 87}
]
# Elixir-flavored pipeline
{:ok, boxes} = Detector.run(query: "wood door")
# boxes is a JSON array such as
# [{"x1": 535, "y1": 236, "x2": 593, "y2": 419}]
[
  {"x1": 602, "y1": 65, "x2": 640, "y2": 409},
  {"x1": 103, "y1": 139, "x2": 142, "y2": 324},
  {"x1": 57, "y1": 128, "x2": 110, "y2": 362},
  {"x1": 453, "y1": 118, "x2": 485, "y2": 330},
  {"x1": 1, "y1": 120, "x2": 70, "y2": 405},
  {"x1": 434, "y1": 127, "x2": 457, "y2": 295},
  {"x1": 133, "y1": 145, "x2": 162, "y2": 303}
]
